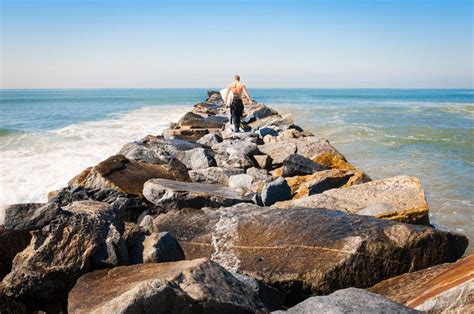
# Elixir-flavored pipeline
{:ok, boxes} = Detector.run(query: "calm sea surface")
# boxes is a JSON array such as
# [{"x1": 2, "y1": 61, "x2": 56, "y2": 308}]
[{"x1": 1, "y1": 89, "x2": 473, "y2": 252}]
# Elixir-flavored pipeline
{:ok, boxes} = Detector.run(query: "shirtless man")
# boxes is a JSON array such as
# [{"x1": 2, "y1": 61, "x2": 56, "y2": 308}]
[{"x1": 226, "y1": 75, "x2": 253, "y2": 132}]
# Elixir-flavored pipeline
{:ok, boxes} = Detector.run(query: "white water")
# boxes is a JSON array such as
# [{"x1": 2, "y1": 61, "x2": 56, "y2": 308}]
[{"x1": 0, "y1": 105, "x2": 189, "y2": 222}]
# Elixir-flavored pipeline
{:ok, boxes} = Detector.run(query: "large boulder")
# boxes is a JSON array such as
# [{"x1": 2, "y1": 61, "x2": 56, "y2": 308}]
[
  {"x1": 68, "y1": 258, "x2": 265, "y2": 314},
  {"x1": 0, "y1": 226, "x2": 32, "y2": 281},
  {"x1": 143, "y1": 178, "x2": 254, "y2": 211},
  {"x1": 69, "y1": 155, "x2": 190, "y2": 197},
  {"x1": 368, "y1": 254, "x2": 474, "y2": 313},
  {"x1": 152, "y1": 203, "x2": 468, "y2": 305},
  {"x1": 274, "y1": 175, "x2": 430, "y2": 225},
  {"x1": 4, "y1": 202, "x2": 61, "y2": 231},
  {"x1": 2, "y1": 201, "x2": 128, "y2": 304},
  {"x1": 273, "y1": 288, "x2": 419, "y2": 313}
]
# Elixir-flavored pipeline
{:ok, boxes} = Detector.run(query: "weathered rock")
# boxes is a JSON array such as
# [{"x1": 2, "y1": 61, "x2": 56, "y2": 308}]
[
  {"x1": 215, "y1": 153, "x2": 255, "y2": 170},
  {"x1": 254, "y1": 154, "x2": 272, "y2": 170},
  {"x1": 153, "y1": 203, "x2": 468, "y2": 305},
  {"x1": 249, "y1": 115, "x2": 295, "y2": 131},
  {"x1": 188, "y1": 167, "x2": 244, "y2": 185},
  {"x1": 0, "y1": 226, "x2": 32, "y2": 281},
  {"x1": 4, "y1": 202, "x2": 61, "y2": 231},
  {"x1": 287, "y1": 169, "x2": 360, "y2": 198},
  {"x1": 163, "y1": 127, "x2": 219, "y2": 142},
  {"x1": 274, "y1": 175, "x2": 430, "y2": 224},
  {"x1": 273, "y1": 288, "x2": 419, "y2": 313},
  {"x1": 233, "y1": 273, "x2": 285, "y2": 311},
  {"x1": 176, "y1": 111, "x2": 227, "y2": 129},
  {"x1": 257, "y1": 140, "x2": 297, "y2": 166},
  {"x1": 197, "y1": 132, "x2": 223, "y2": 147},
  {"x1": 368, "y1": 254, "x2": 474, "y2": 313},
  {"x1": 243, "y1": 104, "x2": 279, "y2": 124},
  {"x1": 281, "y1": 154, "x2": 325, "y2": 177},
  {"x1": 174, "y1": 147, "x2": 216, "y2": 170},
  {"x1": 228, "y1": 174, "x2": 254, "y2": 191},
  {"x1": 68, "y1": 258, "x2": 265, "y2": 314},
  {"x1": 138, "y1": 215, "x2": 154, "y2": 233},
  {"x1": 128, "y1": 231, "x2": 185, "y2": 264},
  {"x1": 2, "y1": 201, "x2": 128, "y2": 303},
  {"x1": 261, "y1": 177, "x2": 292, "y2": 206},
  {"x1": 69, "y1": 155, "x2": 191, "y2": 196},
  {"x1": 143, "y1": 178, "x2": 254, "y2": 211}
]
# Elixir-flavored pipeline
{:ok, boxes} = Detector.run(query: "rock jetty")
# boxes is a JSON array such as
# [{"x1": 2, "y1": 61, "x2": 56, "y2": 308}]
[{"x1": 0, "y1": 91, "x2": 470, "y2": 313}]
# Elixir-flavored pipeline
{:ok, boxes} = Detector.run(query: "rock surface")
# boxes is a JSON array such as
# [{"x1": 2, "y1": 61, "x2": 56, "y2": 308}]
[
  {"x1": 368, "y1": 254, "x2": 474, "y2": 313},
  {"x1": 4, "y1": 202, "x2": 61, "y2": 231},
  {"x1": 69, "y1": 155, "x2": 191, "y2": 196},
  {"x1": 261, "y1": 177, "x2": 292, "y2": 206},
  {"x1": 274, "y1": 175, "x2": 430, "y2": 224},
  {"x1": 0, "y1": 226, "x2": 32, "y2": 281},
  {"x1": 281, "y1": 154, "x2": 325, "y2": 177},
  {"x1": 143, "y1": 178, "x2": 254, "y2": 211},
  {"x1": 273, "y1": 288, "x2": 419, "y2": 313},
  {"x1": 153, "y1": 203, "x2": 468, "y2": 305},
  {"x1": 68, "y1": 258, "x2": 265, "y2": 314}
]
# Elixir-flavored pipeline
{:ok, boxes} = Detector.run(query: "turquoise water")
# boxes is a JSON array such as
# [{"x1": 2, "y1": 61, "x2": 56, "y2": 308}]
[{"x1": 0, "y1": 88, "x2": 473, "y2": 252}]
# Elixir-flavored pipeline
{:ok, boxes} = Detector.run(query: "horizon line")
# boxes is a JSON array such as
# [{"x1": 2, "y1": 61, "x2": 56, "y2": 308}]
[{"x1": 1, "y1": 87, "x2": 473, "y2": 91}]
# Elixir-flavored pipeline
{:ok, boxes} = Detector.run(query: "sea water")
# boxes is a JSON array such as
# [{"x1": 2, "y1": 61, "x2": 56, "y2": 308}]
[{"x1": 1, "y1": 88, "x2": 472, "y2": 252}]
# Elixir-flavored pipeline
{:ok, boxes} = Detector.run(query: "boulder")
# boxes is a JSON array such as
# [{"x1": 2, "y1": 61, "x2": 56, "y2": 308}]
[
  {"x1": 257, "y1": 127, "x2": 279, "y2": 138},
  {"x1": 215, "y1": 153, "x2": 255, "y2": 170},
  {"x1": 228, "y1": 174, "x2": 254, "y2": 191},
  {"x1": 128, "y1": 231, "x2": 185, "y2": 264},
  {"x1": 176, "y1": 112, "x2": 227, "y2": 129},
  {"x1": 286, "y1": 169, "x2": 360, "y2": 198},
  {"x1": 273, "y1": 288, "x2": 419, "y2": 313},
  {"x1": 162, "y1": 127, "x2": 218, "y2": 142},
  {"x1": 2, "y1": 201, "x2": 128, "y2": 304},
  {"x1": 243, "y1": 105, "x2": 279, "y2": 124},
  {"x1": 197, "y1": 132, "x2": 223, "y2": 147},
  {"x1": 232, "y1": 273, "x2": 285, "y2": 312},
  {"x1": 143, "y1": 178, "x2": 254, "y2": 211},
  {"x1": 281, "y1": 154, "x2": 326, "y2": 177},
  {"x1": 368, "y1": 254, "x2": 474, "y2": 313},
  {"x1": 188, "y1": 167, "x2": 244, "y2": 185},
  {"x1": 274, "y1": 175, "x2": 430, "y2": 225},
  {"x1": 249, "y1": 115, "x2": 295, "y2": 131},
  {"x1": 254, "y1": 154, "x2": 272, "y2": 170},
  {"x1": 0, "y1": 226, "x2": 32, "y2": 281},
  {"x1": 174, "y1": 147, "x2": 216, "y2": 170},
  {"x1": 68, "y1": 258, "x2": 265, "y2": 314},
  {"x1": 69, "y1": 155, "x2": 191, "y2": 197},
  {"x1": 152, "y1": 203, "x2": 468, "y2": 305},
  {"x1": 261, "y1": 177, "x2": 292, "y2": 206},
  {"x1": 4, "y1": 202, "x2": 61, "y2": 231}
]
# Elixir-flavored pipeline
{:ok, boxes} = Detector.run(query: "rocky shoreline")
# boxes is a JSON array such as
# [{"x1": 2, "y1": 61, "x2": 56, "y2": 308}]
[{"x1": 0, "y1": 91, "x2": 471, "y2": 313}]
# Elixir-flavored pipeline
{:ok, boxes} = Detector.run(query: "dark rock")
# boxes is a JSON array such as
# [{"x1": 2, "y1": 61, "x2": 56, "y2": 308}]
[
  {"x1": 68, "y1": 258, "x2": 265, "y2": 313},
  {"x1": 2, "y1": 201, "x2": 128, "y2": 304},
  {"x1": 69, "y1": 154, "x2": 191, "y2": 197},
  {"x1": 274, "y1": 288, "x2": 419, "y2": 313},
  {"x1": 4, "y1": 202, "x2": 61, "y2": 231},
  {"x1": 368, "y1": 254, "x2": 474, "y2": 313},
  {"x1": 232, "y1": 273, "x2": 285, "y2": 311},
  {"x1": 197, "y1": 132, "x2": 223, "y2": 147},
  {"x1": 152, "y1": 203, "x2": 468, "y2": 306},
  {"x1": 261, "y1": 177, "x2": 292, "y2": 206},
  {"x1": 0, "y1": 226, "x2": 32, "y2": 281},
  {"x1": 281, "y1": 154, "x2": 326, "y2": 177},
  {"x1": 128, "y1": 231, "x2": 185, "y2": 264},
  {"x1": 0, "y1": 291, "x2": 30, "y2": 314},
  {"x1": 257, "y1": 127, "x2": 279, "y2": 138},
  {"x1": 143, "y1": 178, "x2": 254, "y2": 211}
]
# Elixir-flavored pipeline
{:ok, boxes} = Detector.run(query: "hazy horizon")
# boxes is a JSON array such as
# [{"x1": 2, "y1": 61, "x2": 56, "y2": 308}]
[{"x1": 1, "y1": 0, "x2": 473, "y2": 89}]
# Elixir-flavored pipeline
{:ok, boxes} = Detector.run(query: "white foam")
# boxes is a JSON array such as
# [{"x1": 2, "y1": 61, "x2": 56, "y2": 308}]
[{"x1": 0, "y1": 105, "x2": 189, "y2": 211}]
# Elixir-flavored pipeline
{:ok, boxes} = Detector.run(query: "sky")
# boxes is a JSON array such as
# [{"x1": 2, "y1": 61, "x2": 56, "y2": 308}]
[{"x1": 0, "y1": 0, "x2": 473, "y2": 88}]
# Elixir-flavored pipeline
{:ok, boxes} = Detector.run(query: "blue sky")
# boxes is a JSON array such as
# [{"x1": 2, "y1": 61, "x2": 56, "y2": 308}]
[{"x1": 1, "y1": 0, "x2": 472, "y2": 88}]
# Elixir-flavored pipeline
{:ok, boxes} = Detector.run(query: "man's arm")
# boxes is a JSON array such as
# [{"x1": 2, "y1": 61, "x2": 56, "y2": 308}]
[{"x1": 243, "y1": 84, "x2": 252, "y2": 104}]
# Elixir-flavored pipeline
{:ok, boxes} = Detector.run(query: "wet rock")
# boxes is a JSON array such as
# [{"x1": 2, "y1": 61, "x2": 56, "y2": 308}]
[
  {"x1": 188, "y1": 167, "x2": 244, "y2": 185},
  {"x1": 4, "y1": 202, "x2": 61, "y2": 231},
  {"x1": 197, "y1": 132, "x2": 223, "y2": 147},
  {"x1": 69, "y1": 155, "x2": 191, "y2": 197},
  {"x1": 274, "y1": 175, "x2": 430, "y2": 225},
  {"x1": 233, "y1": 273, "x2": 285, "y2": 311},
  {"x1": 174, "y1": 147, "x2": 216, "y2": 170},
  {"x1": 68, "y1": 258, "x2": 265, "y2": 314},
  {"x1": 128, "y1": 231, "x2": 185, "y2": 264},
  {"x1": 274, "y1": 288, "x2": 419, "y2": 313},
  {"x1": 287, "y1": 169, "x2": 360, "y2": 198},
  {"x1": 143, "y1": 178, "x2": 254, "y2": 211},
  {"x1": 0, "y1": 226, "x2": 32, "y2": 281},
  {"x1": 254, "y1": 154, "x2": 272, "y2": 169},
  {"x1": 153, "y1": 203, "x2": 467, "y2": 305},
  {"x1": 281, "y1": 154, "x2": 326, "y2": 177},
  {"x1": 261, "y1": 177, "x2": 292, "y2": 206},
  {"x1": 368, "y1": 254, "x2": 474, "y2": 313},
  {"x1": 2, "y1": 201, "x2": 128, "y2": 304}
]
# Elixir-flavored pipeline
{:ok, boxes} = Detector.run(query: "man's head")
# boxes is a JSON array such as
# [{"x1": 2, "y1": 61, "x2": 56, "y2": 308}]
[{"x1": 234, "y1": 75, "x2": 240, "y2": 82}]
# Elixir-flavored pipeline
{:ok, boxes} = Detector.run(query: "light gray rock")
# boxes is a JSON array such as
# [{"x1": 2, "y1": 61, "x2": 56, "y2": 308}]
[
  {"x1": 261, "y1": 177, "x2": 292, "y2": 206},
  {"x1": 4, "y1": 202, "x2": 61, "y2": 231},
  {"x1": 143, "y1": 178, "x2": 254, "y2": 211},
  {"x1": 68, "y1": 258, "x2": 265, "y2": 314},
  {"x1": 228, "y1": 174, "x2": 254, "y2": 191},
  {"x1": 138, "y1": 214, "x2": 154, "y2": 233},
  {"x1": 215, "y1": 153, "x2": 255, "y2": 170},
  {"x1": 273, "y1": 288, "x2": 419, "y2": 313},
  {"x1": 197, "y1": 132, "x2": 223, "y2": 147},
  {"x1": 189, "y1": 167, "x2": 244, "y2": 185},
  {"x1": 174, "y1": 147, "x2": 216, "y2": 170}
]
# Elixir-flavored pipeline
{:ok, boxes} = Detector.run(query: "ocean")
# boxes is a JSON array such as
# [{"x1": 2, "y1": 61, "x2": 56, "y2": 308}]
[{"x1": 1, "y1": 88, "x2": 473, "y2": 252}]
